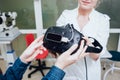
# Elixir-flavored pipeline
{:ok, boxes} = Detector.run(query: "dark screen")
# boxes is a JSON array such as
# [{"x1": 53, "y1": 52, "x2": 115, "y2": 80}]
[{"x1": 46, "y1": 33, "x2": 62, "y2": 42}]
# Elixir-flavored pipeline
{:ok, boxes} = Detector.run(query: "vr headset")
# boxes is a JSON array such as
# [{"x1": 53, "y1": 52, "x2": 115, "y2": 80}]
[{"x1": 43, "y1": 24, "x2": 103, "y2": 55}]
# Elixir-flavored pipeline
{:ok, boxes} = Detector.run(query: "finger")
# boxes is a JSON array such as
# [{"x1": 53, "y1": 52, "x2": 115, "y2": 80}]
[
  {"x1": 79, "y1": 40, "x2": 85, "y2": 51},
  {"x1": 31, "y1": 35, "x2": 44, "y2": 45},
  {"x1": 78, "y1": 45, "x2": 88, "y2": 58},
  {"x1": 80, "y1": 45, "x2": 88, "y2": 55},
  {"x1": 32, "y1": 41, "x2": 43, "y2": 51},
  {"x1": 27, "y1": 41, "x2": 43, "y2": 56},
  {"x1": 72, "y1": 40, "x2": 85, "y2": 57},
  {"x1": 28, "y1": 40, "x2": 43, "y2": 50},
  {"x1": 26, "y1": 49, "x2": 42, "y2": 62},
  {"x1": 82, "y1": 36, "x2": 89, "y2": 40},
  {"x1": 82, "y1": 36, "x2": 92, "y2": 45},
  {"x1": 39, "y1": 45, "x2": 47, "y2": 51},
  {"x1": 69, "y1": 45, "x2": 87, "y2": 61},
  {"x1": 37, "y1": 35, "x2": 44, "y2": 43},
  {"x1": 64, "y1": 44, "x2": 78, "y2": 55}
]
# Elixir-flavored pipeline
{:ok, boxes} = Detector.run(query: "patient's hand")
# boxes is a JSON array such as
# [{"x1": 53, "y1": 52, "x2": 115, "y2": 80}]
[
  {"x1": 20, "y1": 35, "x2": 45, "y2": 63},
  {"x1": 55, "y1": 40, "x2": 89, "y2": 69}
]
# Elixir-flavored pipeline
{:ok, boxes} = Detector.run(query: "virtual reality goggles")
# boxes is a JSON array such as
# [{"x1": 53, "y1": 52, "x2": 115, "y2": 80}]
[{"x1": 43, "y1": 24, "x2": 103, "y2": 54}]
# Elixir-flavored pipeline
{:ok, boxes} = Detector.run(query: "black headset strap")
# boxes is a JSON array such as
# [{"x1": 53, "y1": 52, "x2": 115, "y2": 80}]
[{"x1": 85, "y1": 37, "x2": 103, "y2": 53}]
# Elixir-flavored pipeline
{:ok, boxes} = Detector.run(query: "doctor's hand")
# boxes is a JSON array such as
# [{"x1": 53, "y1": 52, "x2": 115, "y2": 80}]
[
  {"x1": 83, "y1": 36, "x2": 100, "y2": 60},
  {"x1": 55, "y1": 40, "x2": 89, "y2": 69},
  {"x1": 20, "y1": 35, "x2": 46, "y2": 64}
]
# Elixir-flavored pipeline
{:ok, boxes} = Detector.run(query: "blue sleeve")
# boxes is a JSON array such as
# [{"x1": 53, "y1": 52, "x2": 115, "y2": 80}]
[
  {"x1": 42, "y1": 66, "x2": 65, "y2": 80},
  {"x1": 3, "y1": 58, "x2": 30, "y2": 80}
]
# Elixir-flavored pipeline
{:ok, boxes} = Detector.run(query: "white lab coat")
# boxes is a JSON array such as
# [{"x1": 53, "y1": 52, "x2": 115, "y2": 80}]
[{"x1": 56, "y1": 8, "x2": 110, "y2": 80}]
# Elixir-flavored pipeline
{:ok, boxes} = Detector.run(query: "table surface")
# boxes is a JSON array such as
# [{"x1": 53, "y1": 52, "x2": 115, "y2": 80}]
[
  {"x1": 101, "y1": 50, "x2": 112, "y2": 58},
  {"x1": 0, "y1": 33, "x2": 21, "y2": 44}
]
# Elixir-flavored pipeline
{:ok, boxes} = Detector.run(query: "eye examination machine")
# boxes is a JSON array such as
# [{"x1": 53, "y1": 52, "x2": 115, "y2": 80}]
[
  {"x1": 0, "y1": 12, "x2": 21, "y2": 66},
  {"x1": 0, "y1": 12, "x2": 21, "y2": 40}
]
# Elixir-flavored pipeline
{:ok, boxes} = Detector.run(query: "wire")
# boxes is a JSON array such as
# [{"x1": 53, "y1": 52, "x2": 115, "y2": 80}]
[{"x1": 84, "y1": 57, "x2": 88, "y2": 80}]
